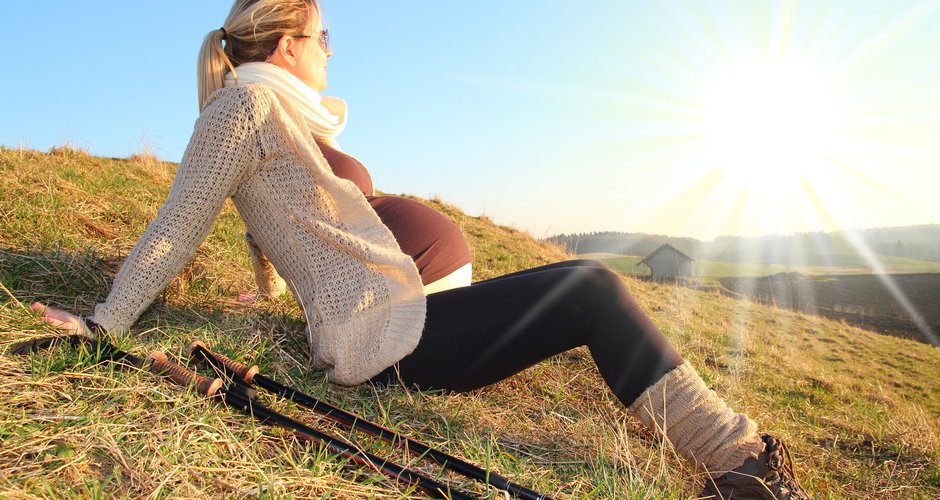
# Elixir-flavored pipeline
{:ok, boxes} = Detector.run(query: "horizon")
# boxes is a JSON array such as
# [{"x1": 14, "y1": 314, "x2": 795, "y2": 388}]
[
  {"x1": 3, "y1": 1, "x2": 940, "y2": 240},
  {"x1": 544, "y1": 221, "x2": 940, "y2": 243}
]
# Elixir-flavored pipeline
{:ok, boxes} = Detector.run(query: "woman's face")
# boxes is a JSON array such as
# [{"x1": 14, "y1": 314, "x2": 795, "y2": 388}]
[{"x1": 272, "y1": 11, "x2": 332, "y2": 91}]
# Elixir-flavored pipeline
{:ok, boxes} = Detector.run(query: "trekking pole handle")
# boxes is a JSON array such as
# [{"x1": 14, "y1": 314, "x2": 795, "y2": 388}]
[
  {"x1": 146, "y1": 351, "x2": 223, "y2": 396},
  {"x1": 186, "y1": 340, "x2": 259, "y2": 384}
]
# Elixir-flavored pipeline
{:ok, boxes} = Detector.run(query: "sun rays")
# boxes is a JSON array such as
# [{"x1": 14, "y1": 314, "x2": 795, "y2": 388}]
[
  {"x1": 592, "y1": 2, "x2": 940, "y2": 343},
  {"x1": 656, "y1": 52, "x2": 855, "y2": 239},
  {"x1": 592, "y1": 1, "x2": 940, "y2": 243}
]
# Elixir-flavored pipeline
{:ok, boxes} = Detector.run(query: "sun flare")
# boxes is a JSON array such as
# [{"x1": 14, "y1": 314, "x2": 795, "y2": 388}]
[{"x1": 703, "y1": 60, "x2": 841, "y2": 203}]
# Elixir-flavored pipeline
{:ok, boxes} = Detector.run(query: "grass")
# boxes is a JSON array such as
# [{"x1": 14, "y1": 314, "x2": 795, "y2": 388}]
[
  {"x1": 1, "y1": 146, "x2": 939, "y2": 498},
  {"x1": 582, "y1": 252, "x2": 940, "y2": 278}
]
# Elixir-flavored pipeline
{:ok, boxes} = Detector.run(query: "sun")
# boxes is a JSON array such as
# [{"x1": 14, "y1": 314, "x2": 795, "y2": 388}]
[{"x1": 703, "y1": 59, "x2": 841, "y2": 203}]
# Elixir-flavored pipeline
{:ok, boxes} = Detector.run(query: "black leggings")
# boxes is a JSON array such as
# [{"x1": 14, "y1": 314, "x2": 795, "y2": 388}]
[
  {"x1": 372, "y1": 260, "x2": 683, "y2": 407},
  {"x1": 372, "y1": 260, "x2": 682, "y2": 406}
]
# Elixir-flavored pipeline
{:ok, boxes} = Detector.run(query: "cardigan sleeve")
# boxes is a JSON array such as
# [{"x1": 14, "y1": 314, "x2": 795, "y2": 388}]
[
  {"x1": 246, "y1": 232, "x2": 288, "y2": 298},
  {"x1": 89, "y1": 87, "x2": 266, "y2": 331}
]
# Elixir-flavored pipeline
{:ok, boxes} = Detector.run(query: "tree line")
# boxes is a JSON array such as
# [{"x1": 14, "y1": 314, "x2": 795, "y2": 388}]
[{"x1": 547, "y1": 225, "x2": 940, "y2": 264}]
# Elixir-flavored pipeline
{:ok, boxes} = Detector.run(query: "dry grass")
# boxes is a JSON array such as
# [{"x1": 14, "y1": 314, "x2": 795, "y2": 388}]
[
  {"x1": 47, "y1": 143, "x2": 90, "y2": 158},
  {"x1": 1, "y1": 146, "x2": 938, "y2": 498},
  {"x1": 127, "y1": 150, "x2": 172, "y2": 180}
]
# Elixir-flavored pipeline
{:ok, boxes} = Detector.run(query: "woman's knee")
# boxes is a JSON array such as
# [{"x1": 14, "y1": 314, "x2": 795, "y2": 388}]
[
  {"x1": 561, "y1": 265, "x2": 631, "y2": 303},
  {"x1": 582, "y1": 264, "x2": 623, "y2": 287},
  {"x1": 566, "y1": 258, "x2": 608, "y2": 269}
]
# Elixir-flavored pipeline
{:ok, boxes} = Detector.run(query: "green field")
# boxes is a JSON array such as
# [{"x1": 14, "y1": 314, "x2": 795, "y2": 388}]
[
  {"x1": 581, "y1": 252, "x2": 940, "y2": 277},
  {"x1": 2, "y1": 147, "x2": 939, "y2": 498},
  {"x1": 576, "y1": 253, "x2": 647, "y2": 273},
  {"x1": 718, "y1": 273, "x2": 940, "y2": 344}
]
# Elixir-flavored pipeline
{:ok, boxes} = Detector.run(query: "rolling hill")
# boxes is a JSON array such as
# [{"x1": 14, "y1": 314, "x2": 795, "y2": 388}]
[{"x1": 1, "y1": 146, "x2": 938, "y2": 498}]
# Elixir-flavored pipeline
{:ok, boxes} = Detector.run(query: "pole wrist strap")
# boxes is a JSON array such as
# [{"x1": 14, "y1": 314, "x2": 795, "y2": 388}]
[{"x1": 82, "y1": 317, "x2": 106, "y2": 336}]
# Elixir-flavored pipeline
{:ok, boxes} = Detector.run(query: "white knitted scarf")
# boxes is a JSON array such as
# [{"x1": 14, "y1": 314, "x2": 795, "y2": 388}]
[{"x1": 224, "y1": 62, "x2": 347, "y2": 142}]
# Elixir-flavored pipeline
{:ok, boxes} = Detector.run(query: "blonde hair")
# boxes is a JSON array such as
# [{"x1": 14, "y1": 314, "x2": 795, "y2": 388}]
[{"x1": 197, "y1": 0, "x2": 319, "y2": 111}]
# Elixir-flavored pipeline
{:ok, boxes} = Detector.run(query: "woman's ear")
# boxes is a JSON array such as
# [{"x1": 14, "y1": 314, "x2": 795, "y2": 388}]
[{"x1": 267, "y1": 36, "x2": 296, "y2": 66}]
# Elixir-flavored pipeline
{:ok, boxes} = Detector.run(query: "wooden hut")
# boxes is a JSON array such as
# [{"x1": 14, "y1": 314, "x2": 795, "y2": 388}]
[{"x1": 639, "y1": 244, "x2": 695, "y2": 280}]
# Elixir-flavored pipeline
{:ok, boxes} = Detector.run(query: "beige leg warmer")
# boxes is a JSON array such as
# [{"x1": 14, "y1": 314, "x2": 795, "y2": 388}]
[{"x1": 628, "y1": 362, "x2": 764, "y2": 478}]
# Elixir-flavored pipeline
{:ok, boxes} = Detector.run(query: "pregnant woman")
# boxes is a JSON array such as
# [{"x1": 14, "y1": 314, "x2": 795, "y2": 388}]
[{"x1": 32, "y1": 1, "x2": 808, "y2": 497}]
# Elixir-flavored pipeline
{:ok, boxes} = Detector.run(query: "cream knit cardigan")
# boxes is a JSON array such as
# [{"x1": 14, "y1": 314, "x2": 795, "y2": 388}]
[{"x1": 89, "y1": 84, "x2": 426, "y2": 385}]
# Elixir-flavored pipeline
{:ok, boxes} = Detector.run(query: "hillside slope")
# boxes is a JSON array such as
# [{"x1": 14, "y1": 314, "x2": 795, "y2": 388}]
[{"x1": 1, "y1": 147, "x2": 938, "y2": 498}]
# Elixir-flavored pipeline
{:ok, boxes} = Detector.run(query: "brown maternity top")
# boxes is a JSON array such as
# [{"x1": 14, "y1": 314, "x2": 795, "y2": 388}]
[{"x1": 317, "y1": 140, "x2": 471, "y2": 285}]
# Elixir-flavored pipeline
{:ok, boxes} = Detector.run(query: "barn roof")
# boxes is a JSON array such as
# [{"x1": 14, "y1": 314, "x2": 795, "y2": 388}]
[{"x1": 638, "y1": 244, "x2": 695, "y2": 266}]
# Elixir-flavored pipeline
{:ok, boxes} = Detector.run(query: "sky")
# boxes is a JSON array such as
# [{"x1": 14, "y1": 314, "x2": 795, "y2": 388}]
[{"x1": 3, "y1": 0, "x2": 939, "y2": 241}]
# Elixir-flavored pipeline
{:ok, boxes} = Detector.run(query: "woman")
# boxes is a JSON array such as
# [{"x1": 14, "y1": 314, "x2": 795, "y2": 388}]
[
  {"x1": 244, "y1": 124, "x2": 474, "y2": 299},
  {"x1": 31, "y1": 1, "x2": 808, "y2": 497}
]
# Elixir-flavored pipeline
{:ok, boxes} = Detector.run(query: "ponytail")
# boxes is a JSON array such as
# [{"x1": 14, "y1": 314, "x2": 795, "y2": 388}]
[
  {"x1": 196, "y1": 0, "x2": 318, "y2": 113},
  {"x1": 197, "y1": 28, "x2": 236, "y2": 112}
]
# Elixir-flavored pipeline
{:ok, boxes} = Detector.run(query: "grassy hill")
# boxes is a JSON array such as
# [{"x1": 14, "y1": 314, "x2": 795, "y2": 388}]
[{"x1": 1, "y1": 146, "x2": 939, "y2": 498}]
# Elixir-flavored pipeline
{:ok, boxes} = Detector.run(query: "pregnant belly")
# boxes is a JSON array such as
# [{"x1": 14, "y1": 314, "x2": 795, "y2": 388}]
[{"x1": 368, "y1": 195, "x2": 472, "y2": 285}]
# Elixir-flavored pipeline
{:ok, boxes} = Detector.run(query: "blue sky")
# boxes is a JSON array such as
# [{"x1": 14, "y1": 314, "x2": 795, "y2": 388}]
[{"x1": 3, "y1": 1, "x2": 939, "y2": 240}]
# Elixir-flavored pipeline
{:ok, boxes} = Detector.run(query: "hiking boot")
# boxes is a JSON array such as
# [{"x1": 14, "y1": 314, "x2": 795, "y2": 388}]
[{"x1": 700, "y1": 434, "x2": 811, "y2": 499}]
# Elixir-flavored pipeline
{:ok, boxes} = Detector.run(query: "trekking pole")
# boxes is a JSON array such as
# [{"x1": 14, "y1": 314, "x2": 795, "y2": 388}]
[
  {"x1": 153, "y1": 356, "x2": 475, "y2": 500},
  {"x1": 11, "y1": 336, "x2": 476, "y2": 500},
  {"x1": 10, "y1": 335, "x2": 220, "y2": 395},
  {"x1": 10, "y1": 334, "x2": 148, "y2": 369},
  {"x1": 187, "y1": 340, "x2": 551, "y2": 500}
]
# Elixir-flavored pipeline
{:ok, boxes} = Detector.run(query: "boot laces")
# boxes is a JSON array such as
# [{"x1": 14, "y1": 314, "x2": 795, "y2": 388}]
[{"x1": 762, "y1": 435, "x2": 807, "y2": 496}]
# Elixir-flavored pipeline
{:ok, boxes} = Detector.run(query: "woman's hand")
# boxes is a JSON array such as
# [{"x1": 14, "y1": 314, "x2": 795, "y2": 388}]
[{"x1": 30, "y1": 302, "x2": 84, "y2": 334}]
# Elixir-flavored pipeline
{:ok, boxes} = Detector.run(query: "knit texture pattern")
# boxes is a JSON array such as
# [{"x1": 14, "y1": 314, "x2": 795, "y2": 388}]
[
  {"x1": 628, "y1": 362, "x2": 764, "y2": 478},
  {"x1": 90, "y1": 84, "x2": 426, "y2": 385}
]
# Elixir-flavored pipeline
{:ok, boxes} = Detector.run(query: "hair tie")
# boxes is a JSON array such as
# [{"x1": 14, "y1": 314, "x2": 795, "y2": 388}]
[{"x1": 220, "y1": 27, "x2": 228, "y2": 41}]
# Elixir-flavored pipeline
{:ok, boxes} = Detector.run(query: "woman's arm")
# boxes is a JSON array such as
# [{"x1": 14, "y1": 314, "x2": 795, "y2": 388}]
[
  {"x1": 37, "y1": 88, "x2": 267, "y2": 333},
  {"x1": 246, "y1": 232, "x2": 288, "y2": 299}
]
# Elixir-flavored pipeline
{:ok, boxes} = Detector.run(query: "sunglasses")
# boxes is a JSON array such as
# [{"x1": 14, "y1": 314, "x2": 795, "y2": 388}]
[{"x1": 295, "y1": 29, "x2": 329, "y2": 51}]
